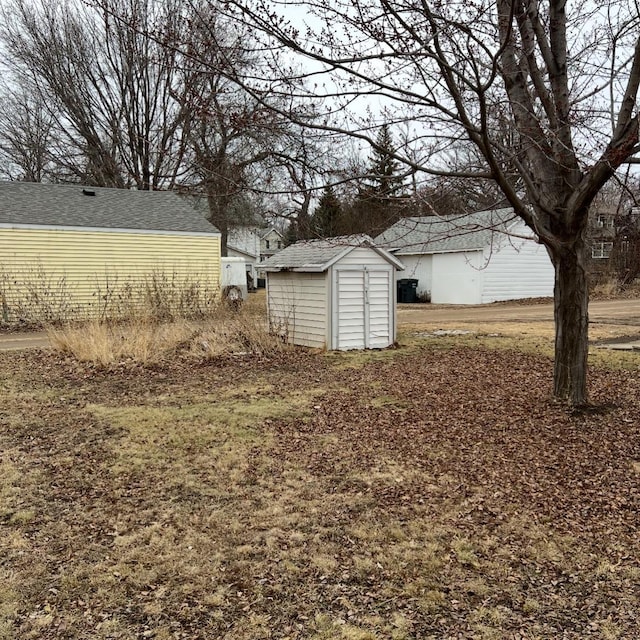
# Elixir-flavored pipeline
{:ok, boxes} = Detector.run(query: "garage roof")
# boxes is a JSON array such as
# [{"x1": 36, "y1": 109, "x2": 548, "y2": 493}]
[
  {"x1": 0, "y1": 182, "x2": 219, "y2": 235},
  {"x1": 375, "y1": 208, "x2": 520, "y2": 254},
  {"x1": 261, "y1": 234, "x2": 404, "y2": 272}
]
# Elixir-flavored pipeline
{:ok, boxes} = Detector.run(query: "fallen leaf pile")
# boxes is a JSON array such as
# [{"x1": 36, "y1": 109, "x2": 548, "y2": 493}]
[{"x1": 0, "y1": 344, "x2": 638, "y2": 639}]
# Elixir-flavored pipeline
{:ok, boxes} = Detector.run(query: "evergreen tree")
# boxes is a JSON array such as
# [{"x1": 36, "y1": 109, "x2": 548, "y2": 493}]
[
  {"x1": 312, "y1": 185, "x2": 343, "y2": 238},
  {"x1": 363, "y1": 124, "x2": 405, "y2": 200},
  {"x1": 284, "y1": 220, "x2": 298, "y2": 246},
  {"x1": 353, "y1": 124, "x2": 408, "y2": 236},
  {"x1": 284, "y1": 208, "x2": 313, "y2": 244}
]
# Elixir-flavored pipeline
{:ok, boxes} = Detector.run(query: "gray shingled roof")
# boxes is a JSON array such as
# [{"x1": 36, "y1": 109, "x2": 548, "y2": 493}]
[
  {"x1": 375, "y1": 208, "x2": 518, "y2": 254},
  {"x1": 261, "y1": 234, "x2": 403, "y2": 271},
  {"x1": 0, "y1": 182, "x2": 219, "y2": 234}
]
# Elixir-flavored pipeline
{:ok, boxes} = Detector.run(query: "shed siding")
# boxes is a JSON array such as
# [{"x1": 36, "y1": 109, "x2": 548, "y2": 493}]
[
  {"x1": 336, "y1": 270, "x2": 366, "y2": 350},
  {"x1": 367, "y1": 270, "x2": 393, "y2": 348},
  {"x1": 334, "y1": 267, "x2": 394, "y2": 350},
  {"x1": 0, "y1": 227, "x2": 220, "y2": 318},
  {"x1": 481, "y1": 230, "x2": 554, "y2": 303},
  {"x1": 395, "y1": 254, "x2": 432, "y2": 299},
  {"x1": 267, "y1": 272, "x2": 327, "y2": 348},
  {"x1": 335, "y1": 247, "x2": 393, "y2": 268},
  {"x1": 431, "y1": 251, "x2": 483, "y2": 304}
]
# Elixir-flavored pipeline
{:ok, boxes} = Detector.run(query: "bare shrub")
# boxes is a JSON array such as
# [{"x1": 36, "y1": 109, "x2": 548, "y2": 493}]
[
  {"x1": 49, "y1": 319, "x2": 202, "y2": 366},
  {"x1": 193, "y1": 312, "x2": 289, "y2": 360},
  {"x1": 49, "y1": 303, "x2": 289, "y2": 366},
  {"x1": 591, "y1": 278, "x2": 622, "y2": 300},
  {"x1": 0, "y1": 264, "x2": 77, "y2": 327},
  {"x1": 94, "y1": 269, "x2": 220, "y2": 323},
  {"x1": 1, "y1": 266, "x2": 220, "y2": 328},
  {"x1": 590, "y1": 277, "x2": 640, "y2": 300}
]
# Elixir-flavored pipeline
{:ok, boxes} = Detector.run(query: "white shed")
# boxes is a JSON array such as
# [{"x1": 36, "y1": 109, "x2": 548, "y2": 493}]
[
  {"x1": 376, "y1": 208, "x2": 555, "y2": 304},
  {"x1": 261, "y1": 235, "x2": 404, "y2": 350}
]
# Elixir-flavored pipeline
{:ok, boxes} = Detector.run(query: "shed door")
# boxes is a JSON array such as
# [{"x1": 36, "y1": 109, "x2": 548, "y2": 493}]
[{"x1": 334, "y1": 267, "x2": 393, "y2": 350}]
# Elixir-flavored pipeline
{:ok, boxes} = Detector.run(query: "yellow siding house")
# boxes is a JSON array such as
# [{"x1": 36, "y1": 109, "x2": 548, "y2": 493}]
[{"x1": 0, "y1": 182, "x2": 221, "y2": 322}]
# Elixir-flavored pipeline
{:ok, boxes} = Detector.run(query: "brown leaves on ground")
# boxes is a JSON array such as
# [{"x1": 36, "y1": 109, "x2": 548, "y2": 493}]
[{"x1": 0, "y1": 344, "x2": 638, "y2": 639}]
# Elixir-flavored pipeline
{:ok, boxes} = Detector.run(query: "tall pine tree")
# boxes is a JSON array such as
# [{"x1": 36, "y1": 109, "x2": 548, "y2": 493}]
[
  {"x1": 312, "y1": 185, "x2": 343, "y2": 238},
  {"x1": 363, "y1": 124, "x2": 405, "y2": 200},
  {"x1": 351, "y1": 124, "x2": 407, "y2": 236}
]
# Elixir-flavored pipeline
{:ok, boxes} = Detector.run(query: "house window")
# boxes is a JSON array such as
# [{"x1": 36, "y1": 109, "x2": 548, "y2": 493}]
[
  {"x1": 277, "y1": 241, "x2": 282, "y2": 249},
  {"x1": 591, "y1": 242, "x2": 613, "y2": 259},
  {"x1": 596, "y1": 214, "x2": 614, "y2": 229},
  {"x1": 265, "y1": 240, "x2": 270, "y2": 249}
]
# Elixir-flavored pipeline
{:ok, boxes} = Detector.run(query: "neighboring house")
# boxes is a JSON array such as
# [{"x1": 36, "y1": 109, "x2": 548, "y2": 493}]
[
  {"x1": 227, "y1": 226, "x2": 260, "y2": 288},
  {"x1": 0, "y1": 182, "x2": 221, "y2": 321},
  {"x1": 186, "y1": 194, "x2": 260, "y2": 278},
  {"x1": 262, "y1": 234, "x2": 404, "y2": 350},
  {"x1": 590, "y1": 206, "x2": 640, "y2": 283},
  {"x1": 588, "y1": 208, "x2": 617, "y2": 268},
  {"x1": 260, "y1": 227, "x2": 285, "y2": 261},
  {"x1": 375, "y1": 208, "x2": 554, "y2": 304},
  {"x1": 227, "y1": 225, "x2": 287, "y2": 286}
]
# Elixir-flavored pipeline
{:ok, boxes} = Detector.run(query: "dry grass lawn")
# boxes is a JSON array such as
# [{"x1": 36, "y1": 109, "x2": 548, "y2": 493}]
[{"x1": 1, "y1": 311, "x2": 639, "y2": 639}]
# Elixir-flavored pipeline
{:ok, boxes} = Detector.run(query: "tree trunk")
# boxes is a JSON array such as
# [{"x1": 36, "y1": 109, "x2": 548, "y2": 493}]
[
  {"x1": 206, "y1": 191, "x2": 229, "y2": 257},
  {"x1": 220, "y1": 227, "x2": 229, "y2": 257},
  {"x1": 551, "y1": 240, "x2": 590, "y2": 405}
]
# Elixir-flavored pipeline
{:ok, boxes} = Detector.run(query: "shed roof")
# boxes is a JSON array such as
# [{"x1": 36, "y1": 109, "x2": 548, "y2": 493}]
[
  {"x1": 0, "y1": 182, "x2": 219, "y2": 235},
  {"x1": 261, "y1": 234, "x2": 404, "y2": 272},
  {"x1": 375, "y1": 208, "x2": 519, "y2": 254}
]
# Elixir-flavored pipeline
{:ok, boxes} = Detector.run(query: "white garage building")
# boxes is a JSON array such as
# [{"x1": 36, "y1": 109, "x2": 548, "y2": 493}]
[
  {"x1": 261, "y1": 235, "x2": 404, "y2": 350},
  {"x1": 375, "y1": 208, "x2": 555, "y2": 305}
]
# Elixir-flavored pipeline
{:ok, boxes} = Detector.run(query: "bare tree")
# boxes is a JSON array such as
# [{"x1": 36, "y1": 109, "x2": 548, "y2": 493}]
[
  {"x1": 0, "y1": 84, "x2": 55, "y2": 182},
  {"x1": 0, "y1": 0, "x2": 194, "y2": 188},
  {"x1": 181, "y1": 42, "x2": 292, "y2": 252},
  {"x1": 219, "y1": 0, "x2": 640, "y2": 405},
  {"x1": 87, "y1": 0, "x2": 322, "y2": 253}
]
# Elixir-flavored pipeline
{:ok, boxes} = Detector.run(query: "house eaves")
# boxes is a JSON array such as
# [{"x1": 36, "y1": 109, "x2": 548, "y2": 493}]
[
  {"x1": 227, "y1": 244, "x2": 258, "y2": 259},
  {"x1": 0, "y1": 222, "x2": 220, "y2": 237}
]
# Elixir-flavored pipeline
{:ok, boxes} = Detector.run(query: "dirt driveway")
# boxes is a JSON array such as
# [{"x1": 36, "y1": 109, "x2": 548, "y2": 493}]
[
  {"x1": 2, "y1": 298, "x2": 640, "y2": 352},
  {"x1": 0, "y1": 331, "x2": 50, "y2": 352},
  {"x1": 398, "y1": 298, "x2": 640, "y2": 326}
]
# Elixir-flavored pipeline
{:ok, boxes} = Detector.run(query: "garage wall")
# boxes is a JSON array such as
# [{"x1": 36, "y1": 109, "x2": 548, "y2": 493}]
[
  {"x1": 431, "y1": 251, "x2": 483, "y2": 304},
  {"x1": 0, "y1": 226, "x2": 220, "y2": 320},
  {"x1": 482, "y1": 223, "x2": 554, "y2": 303},
  {"x1": 395, "y1": 254, "x2": 432, "y2": 299},
  {"x1": 267, "y1": 272, "x2": 328, "y2": 348}
]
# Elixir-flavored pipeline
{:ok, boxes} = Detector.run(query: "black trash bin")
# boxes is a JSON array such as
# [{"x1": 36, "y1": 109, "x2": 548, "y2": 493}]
[{"x1": 397, "y1": 278, "x2": 418, "y2": 303}]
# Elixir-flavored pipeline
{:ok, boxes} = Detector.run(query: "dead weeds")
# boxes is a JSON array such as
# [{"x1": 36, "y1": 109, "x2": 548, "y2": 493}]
[{"x1": 0, "y1": 344, "x2": 639, "y2": 639}]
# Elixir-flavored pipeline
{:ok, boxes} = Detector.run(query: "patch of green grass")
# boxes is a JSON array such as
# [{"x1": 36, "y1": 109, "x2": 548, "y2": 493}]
[
  {"x1": 310, "y1": 614, "x2": 378, "y2": 640},
  {"x1": 589, "y1": 347, "x2": 640, "y2": 370},
  {"x1": 90, "y1": 388, "x2": 319, "y2": 482},
  {"x1": 367, "y1": 394, "x2": 412, "y2": 409},
  {"x1": 404, "y1": 332, "x2": 556, "y2": 358},
  {"x1": 325, "y1": 345, "x2": 406, "y2": 369},
  {"x1": 399, "y1": 324, "x2": 640, "y2": 372},
  {"x1": 451, "y1": 537, "x2": 481, "y2": 568}
]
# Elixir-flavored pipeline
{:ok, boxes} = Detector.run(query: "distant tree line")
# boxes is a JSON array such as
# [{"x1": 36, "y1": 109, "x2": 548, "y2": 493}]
[{"x1": 286, "y1": 124, "x2": 514, "y2": 243}]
